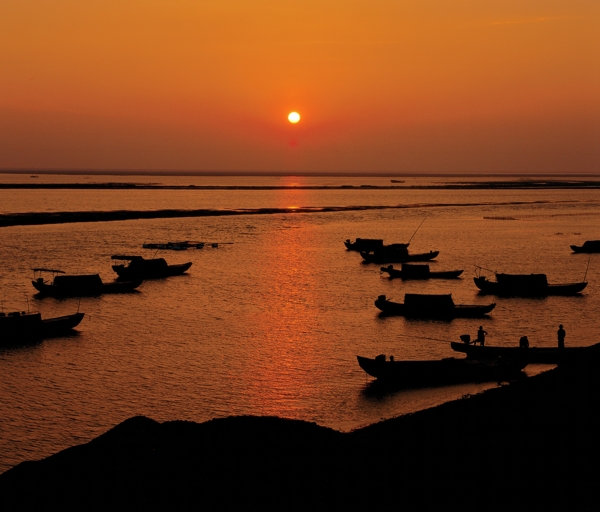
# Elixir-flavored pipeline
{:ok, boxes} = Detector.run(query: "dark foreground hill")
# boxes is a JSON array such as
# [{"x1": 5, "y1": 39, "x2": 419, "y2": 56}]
[{"x1": 2, "y1": 362, "x2": 599, "y2": 512}]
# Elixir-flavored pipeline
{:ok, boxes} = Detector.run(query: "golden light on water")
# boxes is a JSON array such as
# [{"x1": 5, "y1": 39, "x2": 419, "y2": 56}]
[{"x1": 288, "y1": 112, "x2": 300, "y2": 124}]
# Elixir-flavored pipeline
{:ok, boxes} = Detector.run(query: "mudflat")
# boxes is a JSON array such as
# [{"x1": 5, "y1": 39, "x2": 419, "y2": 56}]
[{"x1": 1, "y1": 362, "x2": 599, "y2": 511}]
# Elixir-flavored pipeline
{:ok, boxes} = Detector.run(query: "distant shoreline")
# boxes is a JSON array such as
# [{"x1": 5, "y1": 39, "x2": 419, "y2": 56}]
[{"x1": 1, "y1": 180, "x2": 600, "y2": 190}]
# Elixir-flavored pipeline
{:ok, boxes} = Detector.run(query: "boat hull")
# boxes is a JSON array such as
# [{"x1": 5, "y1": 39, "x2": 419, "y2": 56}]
[
  {"x1": 0, "y1": 312, "x2": 84, "y2": 345},
  {"x1": 381, "y1": 266, "x2": 463, "y2": 280},
  {"x1": 357, "y1": 355, "x2": 526, "y2": 386},
  {"x1": 474, "y1": 276, "x2": 587, "y2": 296},
  {"x1": 450, "y1": 341, "x2": 600, "y2": 364},
  {"x1": 374, "y1": 297, "x2": 495, "y2": 318},
  {"x1": 32, "y1": 278, "x2": 142, "y2": 297},
  {"x1": 361, "y1": 251, "x2": 439, "y2": 264}
]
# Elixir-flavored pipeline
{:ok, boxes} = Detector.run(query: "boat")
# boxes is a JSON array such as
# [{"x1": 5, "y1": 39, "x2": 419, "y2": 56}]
[
  {"x1": 473, "y1": 273, "x2": 587, "y2": 296},
  {"x1": 361, "y1": 249, "x2": 439, "y2": 264},
  {"x1": 390, "y1": 180, "x2": 405, "y2": 183},
  {"x1": 111, "y1": 255, "x2": 192, "y2": 280},
  {"x1": 450, "y1": 340, "x2": 600, "y2": 365},
  {"x1": 32, "y1": 269, "x2": 142, "y2": 297},
  {"x1": 0, "y1": 310, "x2": 84, "y2": 345},
  {"x1": 374, "y1": 294, "x2": 496, "y2": 318},
  {"x1": 142, "y1": 241, "x2": 227, "y2": 250},
  {"x1": 571, "y1": 240, "x2": 600, "y2": 253},
  {"x1": 357, "y1": 354, "x2": 526, "y2": 386},
  {"x1": 380, "y1": 264, "x2": 463, "y2": 280}
]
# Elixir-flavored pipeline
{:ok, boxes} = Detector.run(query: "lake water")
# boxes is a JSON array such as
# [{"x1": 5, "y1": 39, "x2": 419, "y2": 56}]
[{"x1": 1, "y1": 174, "x2": 599, "y2": 472}]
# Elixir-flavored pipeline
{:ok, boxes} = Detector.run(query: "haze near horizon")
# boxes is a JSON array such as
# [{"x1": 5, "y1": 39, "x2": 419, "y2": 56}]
[{"x1": 1, "y1": 1, "x2": 598, "y2": 174}]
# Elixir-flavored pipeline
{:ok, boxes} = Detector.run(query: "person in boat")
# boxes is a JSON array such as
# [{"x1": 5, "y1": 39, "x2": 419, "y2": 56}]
[
  {"x1": 476, "y1": 326, "x2": 488, "y2": 346},
  {"x1": 557, "y1": 324, "x2": 566, "y2": 349},
  {"x1": 519, "y1": 336, "x2": 529, "y2": 349}
]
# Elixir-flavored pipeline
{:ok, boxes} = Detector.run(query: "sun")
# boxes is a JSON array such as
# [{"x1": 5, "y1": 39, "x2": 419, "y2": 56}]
[{"x1": 288, "y1": 112, "x2": 300, "y2": 124}]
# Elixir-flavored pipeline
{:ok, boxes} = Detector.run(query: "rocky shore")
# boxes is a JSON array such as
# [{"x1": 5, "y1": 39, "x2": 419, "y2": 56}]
[{"x1": 1, "y1": 362, "x2": 599, "y2": 511}]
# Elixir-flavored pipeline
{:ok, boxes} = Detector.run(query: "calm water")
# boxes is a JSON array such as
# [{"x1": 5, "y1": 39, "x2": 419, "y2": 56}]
[{"x1": 1, "y1": 174, "x2": 599, "y2": 472}]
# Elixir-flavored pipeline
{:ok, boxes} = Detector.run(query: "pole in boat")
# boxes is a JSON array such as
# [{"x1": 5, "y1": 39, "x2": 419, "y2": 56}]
[
  {"x1": 407, "y1": 216, "x2": 428, "y2": 244},
  {"x1": 583, "y1": 258, "x2": 591, "y2": 283}
]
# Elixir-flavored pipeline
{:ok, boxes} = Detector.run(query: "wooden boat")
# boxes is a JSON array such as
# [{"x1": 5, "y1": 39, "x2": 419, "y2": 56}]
[
  {"x1": 451, "y1": 340, "x2": 600, "y2": 365},
  {"x1": 374, "y1": 294, "x2": 495, "y2": 318},
  {"x1": 0, "y1": 310, "x2": 84, "y2": 345},
  {"x1": 357, "y1": 354, "x2": 526, "y2": 386},
  {"x1": 473, "y1": 273, "x2": 587, "y2": 296},
  {"x1": 361, "y1": 249, "x2": 439, "y2": 264},
  {"x1": 380, "y1": 264, "x2": 463, "y2": 280},
  {"x1": 111, "y1": 255, "x2": 192, "y2": 280},
  {"x1": 142, "y1": 241, "x2": 225, "y2": 250},
  {"x1": 571, "y1": 240, "x2": 600, "y2": 253},
  {"x1": 32, "y1": 269, "x2": 142, "y2": 297}
]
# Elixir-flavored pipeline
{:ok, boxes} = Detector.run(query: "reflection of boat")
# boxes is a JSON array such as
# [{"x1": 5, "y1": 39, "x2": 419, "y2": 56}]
[
  {"x1": 374, "y1": 294, "x2": 495, "y2": 318},
  {"x1": 361, "y1": 250, "x2": 439, "y2": 264},
  {"x1": 0, "y1": 310, "x2": 84, "y2": 345},
  {"x1": 571, "y1": 240, "x2": 600, "y2": 253},
  {"x1": 380, "y1": 264, "x2": 463, "y2": 280},
  {"x1": 474, "y1": 273, "x2": 587, "y2": 296},
  {"x1": 32, "y1": 269, "x2": 142, "y2": 297},
  {"x1": 451, "y1": 341, "x2": 600, "y2": 364},
  {"x1": 357, "y1": 355, "x2": 526, "y2": 386},
  {"x1": 111, "y1": 256, "x2": 192, "y2": 280}
]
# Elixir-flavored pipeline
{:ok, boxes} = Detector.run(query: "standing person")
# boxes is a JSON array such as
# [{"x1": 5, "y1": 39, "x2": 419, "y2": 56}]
[
  {"x1": 557, "y1": 324, "x2": 566, "y2": 349},
  {"x1": 476, "y1": 326, "x2": 488, "y2": 346}
]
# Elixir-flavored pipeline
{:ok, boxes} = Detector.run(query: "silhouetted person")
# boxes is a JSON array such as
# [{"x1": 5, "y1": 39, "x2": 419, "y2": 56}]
[
  {"x1": 519, "y1": 336, "x2": 529, "y2": 349},
  {"x1": 390, "y1": 355, "x2": 394, "y2": 362},
  {"x1": 557, "y1": 324, "x2": 566, "y2": 349},
  {"x1": 476, "y1": 326, "x2": 488, "y2": 346}
]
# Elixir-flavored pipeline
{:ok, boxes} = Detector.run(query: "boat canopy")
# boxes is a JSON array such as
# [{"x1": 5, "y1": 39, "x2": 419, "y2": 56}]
[
  {"x1": 582, "y1": 240, "x2": 600, "y2": 249},
  {"x1": 54, "y1": 274, "x2": 103, "y2": 287},
  {"x1": 404, "y1": 294, "x2": 455, "y2": 308},
  {"x1": 401, "y1": 263, "x2": 430, "y2": 275},
  {"x1": 127, "y1": 258, "x2": 168, "y2": 270},
  {"x1": 496, "y1": 273, "x2": 548, "y2": 287}
]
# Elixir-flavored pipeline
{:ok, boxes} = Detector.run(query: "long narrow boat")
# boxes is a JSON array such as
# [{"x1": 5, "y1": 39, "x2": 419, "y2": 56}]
[
  {"x1": 474, "y1": 273, "x2": 587, "y2": 296},
  {"x1": 357, "y1": 355, "x2": 526, "y2": 386},
  {"x1": 111, "y1": 255, "x2": 192, "y2": 280},
  {"x1": 32, "y1": 269, "x2": 142, "y2": 297},
  {"x1": 375, "y1": 294, "x2": 495, "y2": 318},
  {"x1": 450, "y1": 341, "x2": 600, "y2": 364},
  {"x1": 361, "y1": 250, "x2": 439, "y2": 264},
  {"x1": 571, "y1": 240, "x2": 600, "y2": 253},
  {"x1": 381, "y1": 264, "x2": 463, "y2": 280},
  {"x1": 0, "y1": 311, "x2": 84, "y2": 345}
]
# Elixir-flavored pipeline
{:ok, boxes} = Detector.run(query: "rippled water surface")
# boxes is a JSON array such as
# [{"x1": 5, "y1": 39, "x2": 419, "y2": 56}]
[{"x1": 1, "y1": 175, "x2": 599, "y2": 472}]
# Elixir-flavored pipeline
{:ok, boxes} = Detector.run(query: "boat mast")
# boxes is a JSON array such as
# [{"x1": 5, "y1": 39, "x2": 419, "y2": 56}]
[{"x1": 407, "y1": 216, "x2": 428, "y2": 244}]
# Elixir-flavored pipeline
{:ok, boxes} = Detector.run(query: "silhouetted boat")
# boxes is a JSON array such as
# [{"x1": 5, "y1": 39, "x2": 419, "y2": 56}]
[
  {"x1": 380, "y1": 264, "x2": 463, "y2": 280},
  {"x1": 374, "y1": 294, "x2": 495, "y2": 318},
  {"x1": 142, "y1": 241, "x2": 228, "y2": 250},
  {"x1": 32, "y1": 269, "x2": 141, "y2": 297},
  {"x1": 390, "y1": 179, "x2": 405, "y2": 183},
  {"x1": 111, "y1": 255, "x2": 192, "y2": 280},
  {"x1": 450, "y1": 340, "x2": 600, "y2": 364},
  {"x1": 357, "y1": 354, "x2": 526, "y2": 386},
  {"x1": 571, "y1": 240, "x2": 600, "y2": 253},
  {"x1": 0, "y1": 310, "x2": 84, "y2": 345},
  {"x1": 361, "y1": 249, "x2": 439, "y2": 264},
  {"x1": 473, "y1": 273, "x2": 587, "y2": 296}
]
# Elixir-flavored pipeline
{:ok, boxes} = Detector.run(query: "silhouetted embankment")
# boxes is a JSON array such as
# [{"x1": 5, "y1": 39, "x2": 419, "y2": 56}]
[
  {"x1": 1, "y1": 361, "x2": 599, "y2": 511},
  {"x1": 0, "y1": 200, "x2": 570, "y2": 227}
]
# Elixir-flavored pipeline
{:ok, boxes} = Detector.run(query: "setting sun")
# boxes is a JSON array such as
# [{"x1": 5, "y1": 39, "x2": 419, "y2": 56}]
[{"x1": 288, "y1": 112, "x2": 300, "y2": 124}]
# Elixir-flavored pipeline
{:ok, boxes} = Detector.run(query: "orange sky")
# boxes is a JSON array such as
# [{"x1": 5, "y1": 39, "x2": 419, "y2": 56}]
[{"x1": 0, "y1": 0, "x2": 598, "y2": 173}]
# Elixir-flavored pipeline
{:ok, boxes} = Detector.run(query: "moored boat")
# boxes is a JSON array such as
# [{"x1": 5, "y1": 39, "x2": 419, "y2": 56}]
[
  {"x1": 361, "y1": 249, "x2": 439, "y2": 264},
  {"x1": 374, "y1": 294, "x2": 495, "y2": 318},
  {"x1": 474, "y1": 273, "x2": 587, "y2": 296},
  {"x1": 32, "y1": 269, "x2": 142, "y2": 297},
  {"x1": 357, "y1": 354, "x2": 526, "y2": 386},
  {"x1": 450, "y1": 340, "x2": 600, "y2": 364},
  {"x1": 381, "y1": 264, "x2": 463, "y2": 280},
  {"x1": 0, "y1": 310, "x2": 84, "y2": 345},
  {"x1": 111, "y1": 255, "x2": 192, "y2": 280},
  {"x1": 571, "y1": 240, "x2": 600, "y2": 253},
  {"x1": 344, "y1": 238, "x2": 389, "y2": 252}
]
